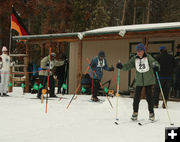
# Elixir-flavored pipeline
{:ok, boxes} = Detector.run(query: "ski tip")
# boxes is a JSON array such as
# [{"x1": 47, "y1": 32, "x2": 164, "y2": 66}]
[{"x1": 114, "y1": 122, "x2": 119, "y2": 125}]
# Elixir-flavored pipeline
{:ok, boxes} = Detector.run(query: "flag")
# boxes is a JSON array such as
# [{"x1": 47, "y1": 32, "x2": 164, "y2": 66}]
[{"x1": 11, "y1": 7, "x2": 29, "y2": 36}]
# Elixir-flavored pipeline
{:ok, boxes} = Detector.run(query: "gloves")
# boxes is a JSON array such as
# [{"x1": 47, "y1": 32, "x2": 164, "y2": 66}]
[
  {"x1": 109, "y1": 66, "x2": 114, "y2": 71},
  {"x1": 153, "y1": 65, "x2": 159, "y2": 72},
  {"x1": 116, "y1": 62, "x2": 123, "y2": 69},
  {"x1": 53, "y1": 75, "x2": 57, "y2": 79},
  {"x1": 64, "y1": 59, "x2": 69, "y2": 64},
  {"x1": 152, "y1": 62, "x2": 159, "y2": 72}
]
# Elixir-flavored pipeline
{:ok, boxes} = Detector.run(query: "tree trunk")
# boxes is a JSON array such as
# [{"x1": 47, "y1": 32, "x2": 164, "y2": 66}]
[
  {"x1": 133, "y1": 0, "x2": 136, "y2": 24},
  {"x1": 121, "y1": 0, "x2": 127, "y2": 25},
  {"x1": 146, "y1": 0, "x2": 151, "y2": 23}
]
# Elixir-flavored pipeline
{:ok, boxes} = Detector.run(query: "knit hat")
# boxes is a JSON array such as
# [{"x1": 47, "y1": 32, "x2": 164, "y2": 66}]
[
  {"x1": 136, "y1": 43, "x2": 145, "y2": 51},
  {"x1": 98, "y1": 51, "x2": 105, "y2": 58},
  {"x1": 2, "y1": 46, "x2": 7, "y2": 52}
]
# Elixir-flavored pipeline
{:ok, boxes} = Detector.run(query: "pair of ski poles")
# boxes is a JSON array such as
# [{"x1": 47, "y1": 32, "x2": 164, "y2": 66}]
[{"x1": 66, "y1": 58, "x2": 114, "y2": 109}]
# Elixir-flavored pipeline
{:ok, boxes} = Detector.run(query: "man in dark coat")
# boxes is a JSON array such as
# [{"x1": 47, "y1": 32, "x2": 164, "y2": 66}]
[{"x1": 153, "y1": 46, "x2": 176, "y2": 108}]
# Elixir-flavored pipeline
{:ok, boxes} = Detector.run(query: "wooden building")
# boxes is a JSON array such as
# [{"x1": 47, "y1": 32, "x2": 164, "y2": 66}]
[{"x1": 12, "y1": 22, "x2": 180, "y2": 100}]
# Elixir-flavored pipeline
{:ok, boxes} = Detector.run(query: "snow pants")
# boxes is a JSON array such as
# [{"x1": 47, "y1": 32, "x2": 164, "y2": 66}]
[
  {"x1": 133, "y1": 85, "x2": 154, "y2": 114},
  {"x1": 37, "y1": 75, "x2": 55, "y2": 97},
  {"x1": 92, "y1": 79, "x2": 100, "y2": 97},
  {"x1": 0, "y1": 71, "x2": 10, "y2": 94}
]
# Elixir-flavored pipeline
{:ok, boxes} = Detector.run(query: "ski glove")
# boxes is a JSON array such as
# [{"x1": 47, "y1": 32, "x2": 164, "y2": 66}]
[
  {"x1": 153, "y1": 65, "x2": 159, "y2": 72},
  {"x1": 109, "y1": 67, "x2": 114, "y2": 71},
  {"x1": 152, "y1": 62, "x2": 159, "y2": 72},
  {"x1": 53, "y1": 75, "x2": 57, "y2": 79},
  {"x1": 116, "y1": 62, "x2": 123, "y2": 69}
]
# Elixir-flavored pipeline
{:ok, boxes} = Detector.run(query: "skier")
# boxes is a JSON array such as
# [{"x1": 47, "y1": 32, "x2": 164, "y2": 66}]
[
  {"x1": 90, "y1": 51, "x2": 114, "y2": 102},
  {"x1": 37, "y1": 53, "x2": 65, "y2": 99},
  {"x1": 153, "y1": 46, "x2": 176, "y2": 108},
  {"x1": 116, "y1": 43, "x2": 160, "y2": 121},
  {"x1": 0, "y1": 46, "x2": 13, "y2": 96}
]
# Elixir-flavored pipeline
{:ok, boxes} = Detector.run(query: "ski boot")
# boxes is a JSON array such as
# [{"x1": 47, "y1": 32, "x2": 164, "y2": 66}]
[
  {"x1": 131, "y1": 112, "x2": 138, "y2": 121},
  {"x1": 91, "y1": 96, "x2": 100, "y2": 102},
  {"x1": 149, "y1": 113, "x2": 155, "y2": 121}
]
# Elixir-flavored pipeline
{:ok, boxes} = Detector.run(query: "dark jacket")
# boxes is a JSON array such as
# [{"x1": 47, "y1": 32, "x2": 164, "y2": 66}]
[
  {"x1": 156, "y1": 51, "x2": 176, "y2": 79},
  {"x1": 90, "y1": 56, "x2": 110, "y2": 80}
]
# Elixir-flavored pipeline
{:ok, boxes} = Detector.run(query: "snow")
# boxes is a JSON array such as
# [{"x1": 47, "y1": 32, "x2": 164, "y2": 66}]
[
  {"x1": 84, "y1": 22, "x2": 180, "y2": 34},
  {"x1": 0, "y1": 87, "x2": 180, "y2": 142}
]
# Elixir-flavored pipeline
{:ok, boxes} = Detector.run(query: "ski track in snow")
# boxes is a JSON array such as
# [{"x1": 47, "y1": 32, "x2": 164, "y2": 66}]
[{"x1": 0, "y1": 87, "x2": 180, "y2": 142}]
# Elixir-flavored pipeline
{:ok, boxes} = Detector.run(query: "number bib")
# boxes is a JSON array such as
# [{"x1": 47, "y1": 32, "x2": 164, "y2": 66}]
[{"x1": 135, "y1": 57, "x2": 149, "y2": 73}]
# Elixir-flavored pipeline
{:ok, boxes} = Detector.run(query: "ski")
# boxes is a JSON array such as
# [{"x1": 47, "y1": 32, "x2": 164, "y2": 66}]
[
  {"x1": 138, "y1": 119, "x2": 160, "y2": 126},
  {"x1": 114, "y1": 119, "x2": 145, "y2": 125},
  {"x1": 88, "y1": 99, "x2": 105, "y2": 103}
]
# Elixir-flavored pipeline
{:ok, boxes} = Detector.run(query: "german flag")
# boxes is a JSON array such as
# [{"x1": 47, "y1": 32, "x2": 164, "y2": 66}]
[{"x1": 11, "y1": 7, "x2": 29, "y2": 36}]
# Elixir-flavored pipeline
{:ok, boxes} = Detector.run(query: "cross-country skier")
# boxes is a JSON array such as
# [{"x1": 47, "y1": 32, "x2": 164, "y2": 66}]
[
  {"x1": 90, "y1": 51, "x2": 114, "y2": 102},
  {"x1": 116, "y1": 43, "x2": 160, "y2": 121},
  {"x1": 0, "y1": 46, "x2": 13, "y2": 97},
  {"x1": 37, "y1": 53, "x2": 65, "y2": 99}
]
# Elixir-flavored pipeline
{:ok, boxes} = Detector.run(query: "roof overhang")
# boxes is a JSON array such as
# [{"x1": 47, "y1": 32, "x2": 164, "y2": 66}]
[{"x1": 12, "y1": 22, "x2": 180, "y2": 43}]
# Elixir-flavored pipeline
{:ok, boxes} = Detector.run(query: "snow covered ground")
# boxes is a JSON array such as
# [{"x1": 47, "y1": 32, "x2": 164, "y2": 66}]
[{"x1": 0, "y1": 87, "x2": 180, "y2": 142}]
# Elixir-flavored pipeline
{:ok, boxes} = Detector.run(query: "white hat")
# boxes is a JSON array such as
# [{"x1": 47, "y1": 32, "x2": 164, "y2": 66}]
[{"x1": 2, "y1": 46, "x2": 7, "y2": 52}]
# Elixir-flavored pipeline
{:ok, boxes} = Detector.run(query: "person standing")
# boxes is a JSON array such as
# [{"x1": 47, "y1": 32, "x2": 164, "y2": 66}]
[
  {"x1": 37, "y1": 53, "x2": 65, "y2": 99},
  {"x1": 0, "y1": 46, "x2": 12, "y2": 96},
  {"x1": 90, "y1": 51, "x2": 114, "y2": 102},
  {"x1": 116, "y1": 43, "x2": 160, "y2": 121},
  {"x1": 153, "y1": 46, "x2": 176, "y2": 108},
  {"x1": 55, "y1": 53, "x2": 66, "y2": 94},
  {"x1": 174, "y1": 44, "x2": 180, "y2": 98}
]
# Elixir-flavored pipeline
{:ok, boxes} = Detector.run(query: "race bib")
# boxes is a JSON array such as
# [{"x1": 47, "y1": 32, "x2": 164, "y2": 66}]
[
  {"x1": 97, "y1": 59, "x2": 105, "y2": 68},
  {"x1": 135, "y1": 57, "x2": 149, "y2": 73}
]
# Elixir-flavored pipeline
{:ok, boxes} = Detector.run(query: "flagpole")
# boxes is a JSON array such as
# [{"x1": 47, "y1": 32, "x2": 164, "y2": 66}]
[{"x1": 9, "y1": 5, "x2": 13, "y2": 55}]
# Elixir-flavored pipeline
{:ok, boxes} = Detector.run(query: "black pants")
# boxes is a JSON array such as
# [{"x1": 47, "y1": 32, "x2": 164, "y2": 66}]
[
  {"x1": 57, "y1": 78, "x2": 65, "y2": 94},
  {"x1": 38, "y1": 75, "x2": 55, "y2": 97},
  {"x1": 133, "y1": 85, "x2": 154, "y2": 113},
  {"x1": 92, "y1": 79, "x2": 100, "y2": 97},
  {"x1": 153, "y1": 79, "x2": 171, "y2": 105}
]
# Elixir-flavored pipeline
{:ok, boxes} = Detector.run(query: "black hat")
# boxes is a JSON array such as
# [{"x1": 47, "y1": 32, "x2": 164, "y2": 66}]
[{"x1": 98, "y1": 51, "x2": 105, "y2": 58}]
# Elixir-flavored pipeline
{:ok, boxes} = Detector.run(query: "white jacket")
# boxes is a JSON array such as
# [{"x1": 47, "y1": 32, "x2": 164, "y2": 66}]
[{"x1": 0, "y1": 54, "x2": 11, "y2": 72}]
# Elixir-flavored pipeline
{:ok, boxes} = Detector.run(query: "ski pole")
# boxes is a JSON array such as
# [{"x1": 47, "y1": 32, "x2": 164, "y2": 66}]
[
  {"x1": 45, "y1": 47, "x2": 51, "y2": 114},
  {"x1": 155, "y1": 71, "x2": 174, "y2": 125},
  {"x1": 112, "y1": 70, "x2": 117, "y2": 93},
  {"x1": 115, "y1": 61, "x2": 121, "y2": 124},
  {"x1": 66, "y1": 65, "x2": 90, "y2": 109}
]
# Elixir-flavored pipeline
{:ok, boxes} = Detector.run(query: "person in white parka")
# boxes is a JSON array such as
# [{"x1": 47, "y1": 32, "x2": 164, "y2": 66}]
[{"x1": 0, "y1": 46, "x2": 11, "y2": 96}]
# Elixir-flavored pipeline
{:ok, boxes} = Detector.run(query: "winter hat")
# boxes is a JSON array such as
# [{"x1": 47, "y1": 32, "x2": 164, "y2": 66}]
[
  {"x1": 51, "y1": 53, "x2": 56, "y2": 57},
  {"x1": 98, "y1": 51, "x2": 105, "y2": 58},
  {"x1": 136, "y1": 43, "x2": 145, "y2": 51},
  {"x1": 2, "y1": 46, "x2": 7, "y2": 52},
  {"x1": 160, "y1": 46, "x2": 166, "y2": 51}
]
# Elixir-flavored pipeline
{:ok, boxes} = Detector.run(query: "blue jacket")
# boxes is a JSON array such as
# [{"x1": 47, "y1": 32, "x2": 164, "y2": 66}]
[{"x1": 90, "y1": 56, "x2": 110, "y2": 80}]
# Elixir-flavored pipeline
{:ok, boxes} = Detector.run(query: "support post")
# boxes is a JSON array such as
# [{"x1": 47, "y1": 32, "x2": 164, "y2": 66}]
[
  {"x1": 77, "y1": 41, "x2": 82, "y2": 94},
  {"x1": 24, "y1": 43, "x2": 29, "y2": 93}
]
